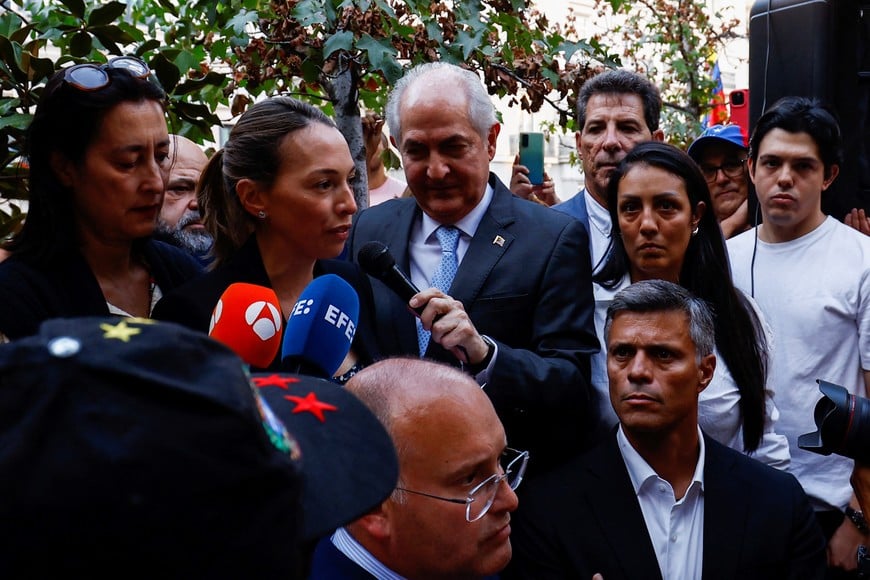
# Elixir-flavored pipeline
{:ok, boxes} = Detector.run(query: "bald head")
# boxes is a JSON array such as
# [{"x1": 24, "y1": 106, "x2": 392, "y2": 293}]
[
  {"x1": 346, "y1": 358, "x2": 495, "y2": 440},
  {"x1": 342, "y1": 358, "x2": 517, "y2": 579}
]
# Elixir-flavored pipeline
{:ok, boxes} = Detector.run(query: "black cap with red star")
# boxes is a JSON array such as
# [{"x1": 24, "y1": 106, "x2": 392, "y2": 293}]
[
  {"x1": 0, "y1": 317, "x2": 335, "y2": 576},
  {"x1": 253, "y1": 372, "x2": 399, "y2": 541}
]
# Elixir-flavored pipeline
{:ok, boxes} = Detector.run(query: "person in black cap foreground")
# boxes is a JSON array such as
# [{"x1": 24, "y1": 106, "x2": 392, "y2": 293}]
[
  {"x1": 310, "y1": 358, "x2": 526, "y2": 579},
  {"x1": 0, "y1": 316, "x2": 397, "y2": 578}
]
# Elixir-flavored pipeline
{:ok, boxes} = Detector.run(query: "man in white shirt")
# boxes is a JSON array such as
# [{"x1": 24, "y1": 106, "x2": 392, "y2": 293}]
[
  {"x1": 309, "y1": 358, "x2": 525, "y2": 579},
  {"x1": 728, "y1": 96, "x2": 870, "y2": 576},
  {"x1": 507, "y1": 280, "x2": 824, "y2": 579},
  {"x1": 552, "y1": 69, "x2": 665, "y2": 436}
]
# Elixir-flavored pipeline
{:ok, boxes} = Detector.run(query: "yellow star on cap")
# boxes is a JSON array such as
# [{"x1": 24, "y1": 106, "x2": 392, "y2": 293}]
[
  {"x1": 100, "y1": 320, "x2": 142, "y2": 343},
  {"x1": 128, "y1": 317, "x2": 157, "y2": 325}
]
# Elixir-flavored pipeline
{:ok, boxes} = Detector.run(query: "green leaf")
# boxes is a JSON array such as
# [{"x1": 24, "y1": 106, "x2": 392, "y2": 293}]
[
  {"x1": 59, "y1": 0, "x2": 87, "y2": 20},
  {"x1": 88, "y1": 2, "x2": 127, "y2": 27},
  {"x1": 0, "y1": 114, "x2": 31, "y2": 131},
  {"x1": 323, "y1": 30, "x2": 354, "y2": 59},
  {"x1": 174, "y1": 72, "x2": 227, "y2": 96},
  {"x1": 356, "y1": 34, "x2": 402, "y2": 83},
  {"x1": 227, "y1": 9, "x2": 258, "y2": 36},
  {"x1": 292, "y1": 0, "x2": 328, "y2": 26},
  {"x1": 90, "y1": 24, "x2": 136, "y2": 46},
  {"x1": 136, "y1": 39, "x2": 162, "y2": 56},
  {"x1": 150, "y1": 53, "x2": 181, "y2": 92},
  {"x1": 69, "y1": 31, "x2": 92, "y2": 57},
  {"x1": 454, "y1": 29, "x2": 482, "y2": 61},
  {"x1": 372, "y1": 0, "x2": 396, "y2": 19},
  {"x1": 173, "y1": 50, "x2": 199, "y2": 73}
]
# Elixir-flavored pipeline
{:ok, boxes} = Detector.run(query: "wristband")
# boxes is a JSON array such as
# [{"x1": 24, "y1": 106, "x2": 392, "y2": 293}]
[{"x1": 847, "y1": 506, "x2": 870, "y2": 534}]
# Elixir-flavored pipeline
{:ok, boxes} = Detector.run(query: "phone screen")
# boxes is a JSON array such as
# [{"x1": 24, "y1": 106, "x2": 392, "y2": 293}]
[{"x1": 519, "y1": 132, "x2": 545, "y2": 185}]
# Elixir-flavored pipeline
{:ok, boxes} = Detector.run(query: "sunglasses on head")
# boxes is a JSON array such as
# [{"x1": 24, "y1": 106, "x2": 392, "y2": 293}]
[{"x1": 63, "y1": 56, "x2": 151, "y2": 92}]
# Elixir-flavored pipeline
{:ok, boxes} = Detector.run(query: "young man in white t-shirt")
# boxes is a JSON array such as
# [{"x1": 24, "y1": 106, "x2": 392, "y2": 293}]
[{"x1": 728, "y1": 96, "x2": 870, "y2": 576}]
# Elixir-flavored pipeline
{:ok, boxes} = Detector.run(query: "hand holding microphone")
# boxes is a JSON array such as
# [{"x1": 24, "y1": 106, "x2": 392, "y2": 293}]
[{"x1": 358, "y1": 241, "x2": 492, "y2": 369}]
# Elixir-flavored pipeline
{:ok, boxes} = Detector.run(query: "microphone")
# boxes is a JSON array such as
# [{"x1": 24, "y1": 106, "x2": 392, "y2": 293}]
[
  {"x1": 357, "y1": 241, "x2": 424, "y2": 316},
  {"x1": 208, "y1": 283, "x2": 283, "y2": 369},
  {"x1": 281, "y1": 274, "x2": 360, "y2": 378}
]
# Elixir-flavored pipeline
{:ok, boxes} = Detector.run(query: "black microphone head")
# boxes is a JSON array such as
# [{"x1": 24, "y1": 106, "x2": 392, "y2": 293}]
[{"x1": 357, "y1": 241, "x2": 395, "y2": 278}]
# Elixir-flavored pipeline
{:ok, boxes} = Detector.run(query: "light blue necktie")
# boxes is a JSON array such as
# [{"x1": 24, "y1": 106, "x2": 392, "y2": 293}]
[{"x1": 417, "y1": 225, "x2": 460, "y2": 356}]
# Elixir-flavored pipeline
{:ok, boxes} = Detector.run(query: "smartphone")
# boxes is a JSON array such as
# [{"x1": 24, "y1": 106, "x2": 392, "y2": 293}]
[
  {"x1": 729, "y1": 89, "x2": 750, "y2": 143},
  {"x1": 519, "y1": 132, "x2": 545, "y2": 185}
]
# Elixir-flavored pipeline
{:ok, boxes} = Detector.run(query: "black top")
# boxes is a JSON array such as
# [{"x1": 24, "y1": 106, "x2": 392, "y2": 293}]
[
  {"x1": 0, "y1": 239, "x2": 203, "y2": 340},
  {"x1": 152, "y1": 235, "x2": 381, "y2": 372}
]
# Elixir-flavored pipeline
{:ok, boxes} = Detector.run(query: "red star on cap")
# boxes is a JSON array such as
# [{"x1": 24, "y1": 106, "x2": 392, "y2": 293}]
[
  {"x1": 284, "y1": 392, "x2": 338, "y2": 423},
  {"x1": 252, "y1": 374, "x2": 301, "y2": 390}
]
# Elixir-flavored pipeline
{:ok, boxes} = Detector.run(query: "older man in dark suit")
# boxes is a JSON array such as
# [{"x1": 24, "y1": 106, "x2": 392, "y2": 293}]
[
  {"x1": 506, "y1": 280, "x2": 825, "y2": 579},
  {"x1": 347, "y1": 62, "x2": 598, "y2": 471}
]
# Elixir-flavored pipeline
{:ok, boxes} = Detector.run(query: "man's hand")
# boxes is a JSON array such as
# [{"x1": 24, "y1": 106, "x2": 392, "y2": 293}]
[
  {"x1": 409, "y1": 288, "x2": 489, "y2": 365},
  {"x1": 510, "y1": 154, "x2": 560, "y2": 206},
  {"x1": 362, "y1": 112, "x2": 385, "y2": 166},
  {"x1": 719, "y1": 198, "x2": 750, "y2": 239},
  {"x1": 828, "y1": 514, "x2": 867, "y2": 571},
  {"x1": 845, "y1": 208, "x2": 870, "y2": 236}
]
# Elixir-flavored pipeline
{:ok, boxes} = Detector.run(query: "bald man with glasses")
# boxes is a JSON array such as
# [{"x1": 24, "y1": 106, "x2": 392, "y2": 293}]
[{"x1": 309, "y1": 358, "x2": 525, "y2": 579}]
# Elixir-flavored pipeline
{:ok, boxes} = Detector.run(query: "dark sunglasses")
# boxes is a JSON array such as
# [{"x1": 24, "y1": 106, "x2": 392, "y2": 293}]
[{"x1": 63, "y1": 56, "x2": 151, "y2": 92}]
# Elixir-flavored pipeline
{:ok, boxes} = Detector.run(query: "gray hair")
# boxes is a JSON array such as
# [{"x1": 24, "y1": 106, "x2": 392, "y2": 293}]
[
  {"x1": 604, "y1": 280, "x2": 715, "y2": 360},
  {"x1": 576, "y1": 69, "x2": 662, "y2": 132},
  {"x1": 385, "y1": 62, "x2": 497, "y2": 144}
]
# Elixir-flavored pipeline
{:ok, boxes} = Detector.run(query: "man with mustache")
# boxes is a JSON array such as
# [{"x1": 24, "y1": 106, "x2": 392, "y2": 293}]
[
  {"x1": 348, "y1": 62, "x2": 598, "y2": 472},
  {"x1": 154, "y1": 135, "x2": 212, "y2": 260},
  {"x1": 728, "y1": 96, "x2": 870, "y2": 576},
  {"x1": 552, "y1": 69, "x2": 664, "y2": 439},
  {"x1": 507, "y1": 280, "x2": 825, "y2": 579}
]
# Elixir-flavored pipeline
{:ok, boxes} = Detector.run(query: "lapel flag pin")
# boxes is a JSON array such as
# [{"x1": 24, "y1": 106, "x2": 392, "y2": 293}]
[{"x1": 493, "y1": 235, "x2": 505, "y2": 247}]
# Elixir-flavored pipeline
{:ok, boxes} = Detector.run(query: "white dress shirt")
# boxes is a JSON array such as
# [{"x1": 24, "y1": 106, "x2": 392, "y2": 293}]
[
  {"x1": 331, "y1": 527, "x2": 406, "y2": 580},
  {"x1": 617, "y1": 426, "x2": 706, "y2": 580}
]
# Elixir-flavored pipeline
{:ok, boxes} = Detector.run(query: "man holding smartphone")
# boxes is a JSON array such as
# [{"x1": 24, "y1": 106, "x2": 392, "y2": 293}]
[{"x1": 510, "y1": 133, "x2": 559, "y2": 206}]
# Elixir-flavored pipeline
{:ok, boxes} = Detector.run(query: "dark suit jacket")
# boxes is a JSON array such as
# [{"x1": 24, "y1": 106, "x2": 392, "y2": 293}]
[
  {"x1": 506, "y1": 432, "x2": 826, "y2": 580},
  {"x1": 308, "y1": 537, "x2": 377, "y2": 579},
  {"x1": 347, "y1": 174, "x2": 599, "y2": 470},
  {"x1": 152, "y1": 235, "x2": 380, "y2": 372},
  {"x1": 0, "y1": 240, "x2": 202, "y2": 340}
]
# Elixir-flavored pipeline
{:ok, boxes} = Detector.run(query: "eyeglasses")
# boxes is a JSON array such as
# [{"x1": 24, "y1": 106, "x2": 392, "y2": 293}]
[
  {"x1": 395, "y1": 447, "x2": 529, "y2": 522},
  {"x1": 699, "y1": 158, "x2": 747, "y2": 183},
  {"x1": 63, "y1": 56, "x2": 151, "y2": 92}
]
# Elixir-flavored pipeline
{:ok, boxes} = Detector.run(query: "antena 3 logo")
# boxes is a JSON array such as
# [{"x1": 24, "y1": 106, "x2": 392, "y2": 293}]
[{"x1": 245, "y1": 301, "x2": 283, "y2": 341}]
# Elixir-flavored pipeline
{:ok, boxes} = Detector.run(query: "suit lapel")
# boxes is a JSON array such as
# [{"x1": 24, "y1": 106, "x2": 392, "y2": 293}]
[
  {"x1": 377, "y1": 200, "x2": 421, "y2": 356},
  {"x1": 448, "y1": 176, "x2": 516, "y2": 306},
  {"x1": 701, "y1": 436, "x2": 746, "y2": 580},
  {"x1": 585, "y1": 437, "x2": 664, "y2": 580}
]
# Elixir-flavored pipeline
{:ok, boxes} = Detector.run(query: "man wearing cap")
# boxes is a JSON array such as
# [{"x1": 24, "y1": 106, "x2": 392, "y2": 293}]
[
  {"x1": 687, "y1": 124, "x2": 752, "y2": 239},
  {"x1": 310, "y1": 358, "x2": 524, "y2": 579}
]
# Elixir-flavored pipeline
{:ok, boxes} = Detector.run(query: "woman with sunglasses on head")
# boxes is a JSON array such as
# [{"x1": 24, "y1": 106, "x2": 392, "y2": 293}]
[
  {"x1": 593, "y1": 141, "x2": 790, "y2": 468},
  {"x1": 0, "y1": 57, "x2": 202, "y2": 341},
  {"x1": 152, "y1": 96, "x2": 379, "y2": 380}
]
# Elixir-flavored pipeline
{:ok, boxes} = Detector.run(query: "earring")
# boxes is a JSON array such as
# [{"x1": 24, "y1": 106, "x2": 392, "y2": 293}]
[
  {"x1": 257, "y1": 210, "x2": 267, "y2": 220},
  {"x1": 691, "y1": 225, "x2": 699, "y2": 236}
]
